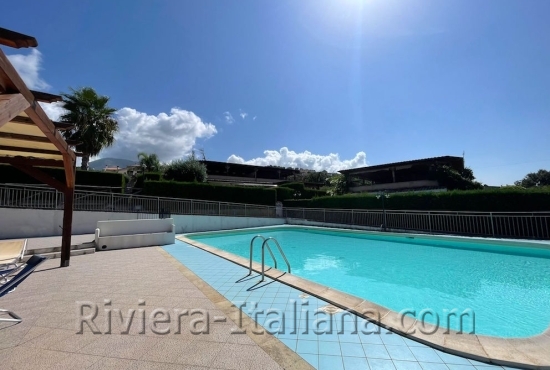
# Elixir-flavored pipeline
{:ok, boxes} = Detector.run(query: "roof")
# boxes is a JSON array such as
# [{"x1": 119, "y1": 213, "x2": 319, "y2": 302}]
[
  {"x1": 202, "y1": 160, "x2": 299, "y2": 179},
  {"x1": 0, "y1": 28, "x2": 75, "y2": 177},
  {"x1": 339, "y1": 156, "x2": 464, "y2": 175}
]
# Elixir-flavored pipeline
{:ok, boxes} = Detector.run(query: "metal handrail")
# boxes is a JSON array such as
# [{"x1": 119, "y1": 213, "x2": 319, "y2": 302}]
[
  {"x1": 260, "y1": 237, "x2": 291, "y2": 282},
  {"x1": 248, "y1": 235, "x2": 278, "y2": 275}
]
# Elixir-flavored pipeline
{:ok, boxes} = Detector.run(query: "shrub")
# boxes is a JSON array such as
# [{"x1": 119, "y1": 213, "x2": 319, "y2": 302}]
[
  {"x1": 143, "y1": 181, "x2": 277, "y2": 205},
  {"x1": 0, "y1": 165, "x2": 126, "y2": 191},
  {"x1": 134, "y1": 172, "x2": 163, "y2": 188},
  {"x1": 285, "y1": 188, "x2": 550, "y2": 212},
  {"x1": 164, "y1": 155, "x2": 207, "y2": 183}
]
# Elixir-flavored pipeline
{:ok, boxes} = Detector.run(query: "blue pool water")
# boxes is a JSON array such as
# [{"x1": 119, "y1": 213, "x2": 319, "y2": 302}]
[{"x1": 187, "y1": 226, "x2": 550, "y2": 338}]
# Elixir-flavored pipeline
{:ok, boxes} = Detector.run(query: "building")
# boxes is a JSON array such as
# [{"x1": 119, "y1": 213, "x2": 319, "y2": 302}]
[
  {"x1": 201, "y1": 160, "x2": 300, "y2": 186},
  {"x1": 339, "y1": 156, "x2": 464, "y2": 193},
  {"x1": 103, "y1": 164, "x2": 141, "y2": 176}
]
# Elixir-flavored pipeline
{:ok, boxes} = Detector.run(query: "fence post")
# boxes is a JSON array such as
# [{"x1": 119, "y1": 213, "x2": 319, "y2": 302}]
[
  {"x1": 111, "y1": 193, "x2": 114, "y2": 211},
  {"x1": 157, "y1": 197, "x2": 160, "y2": 215},
  {"x1": 490, "y1": 212, "x2": 495, "y2": 237},
  {"x1": 303, "y1": 208, "x2": 305, "y2": 220},
  {"x1": 244, "y1": 204, "x2": 247, "y2": 217},
  {"x1": 324, "y1": 209, "x2": 326, "y2": 223},
  {"x1": 428, "y1": 212, "x2": 432, "y2": 234},
  {"x1": 55, "y1": 190, "x2": 59, "y2": 210},
  {"x1": 218, "y1": 202, "x2": 221, "y2": 216},
  {"x1": 351, "y1": 209, "x2": 354, "y2": 225},
  {"x1": 190, "y1": 200, "x2": 193, "y2": 215}
]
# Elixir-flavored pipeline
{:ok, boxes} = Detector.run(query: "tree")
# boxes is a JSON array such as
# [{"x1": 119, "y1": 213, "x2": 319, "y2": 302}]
[
  {"x1": 138, "y1": 152, "x2": 161, "y2": 173},
  {"x1": 327, "y1": 174, "x2": 349, "y2": 196},
  {"x1": 514, "y1": 169, "x2": 550, "y2": 188},
  {"x1": 431, "y1": 165, "x2": 483, "y2": 190},
  {"x1": 60, "y1": 87, "x2": 118, "y2": 170},
  {"x1": 164, "y1": 153, "x2": 208, "y2": 182}
]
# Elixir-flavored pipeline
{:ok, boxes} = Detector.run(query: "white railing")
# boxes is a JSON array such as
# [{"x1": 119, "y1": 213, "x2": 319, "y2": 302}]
[
  {"x1": 2, "y1": 183, "x2": 549, "y2": 240},
  {"x1": 0, "y1": 184, "x2": 277, "y2": 219},
  {"x1": 284, "y1": 207, "x2": 550, "y2": 240}
]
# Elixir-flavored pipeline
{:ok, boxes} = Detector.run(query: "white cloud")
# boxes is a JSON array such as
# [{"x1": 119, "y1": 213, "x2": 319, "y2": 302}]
[
  {"x1": 253, "y1": 116, "x2": 257, "y2": 121},
  {"x1": 6, "y1": 49, "x2": 50, "y2": 90},
  {"x1": 239, "y1": 110, "x2": 248, "y2": 119},
  {"x1": 224, "y1": 112, "x2": 235, "y2": 124},
  {"x1": 39, "y1": 101, "x2": 66, "y2": 121},
  {"x1": 227, "y1": 147, "x2": 367, "y2": 173},
  {"x1": 99, "y1": 107, "x2": 217, "y2": 162}
]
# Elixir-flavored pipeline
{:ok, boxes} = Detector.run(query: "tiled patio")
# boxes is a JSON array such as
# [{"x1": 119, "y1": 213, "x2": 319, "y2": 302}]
[{"x1": 0, "y1": 246, "x2": 306, "y2": 370}]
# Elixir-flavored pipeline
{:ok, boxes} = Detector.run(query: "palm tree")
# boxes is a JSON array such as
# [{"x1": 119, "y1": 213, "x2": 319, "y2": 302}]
[
  {"x1": 60, "y1": 87, "x2": 118, "y2": 170},
  {"x1": 138, "y1": 152, "x2": 161, "y2": 172}
]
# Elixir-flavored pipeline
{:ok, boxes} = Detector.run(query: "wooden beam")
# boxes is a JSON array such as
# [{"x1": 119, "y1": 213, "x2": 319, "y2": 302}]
[
  {"x1": 0, "y1": 28, "x2": 38, "y2": 49},
  {"x1": 0, "y1": 131, "x2": 51, "y2": 143},
  {"x1": 0, "y1": 48, "x2": 75, "y2": 162},
  {"x1": 11, "y1": 115, "x2": 75, "y2": 131},
  {"x1": 0, "y1": 156, "x2": 64, "y2": 167},
  {"x1": 30, "y1": 90, "x2": 62, "y2": 103},
  {"x1": 0, "y1": 94, "x2": 30, "y2": 129},
  {"x1": 0, "y1": 144, "x2": 61, "y2": 156},
  {"x1": 11, "y1": 163, "x2": 67, "y2": 192}
]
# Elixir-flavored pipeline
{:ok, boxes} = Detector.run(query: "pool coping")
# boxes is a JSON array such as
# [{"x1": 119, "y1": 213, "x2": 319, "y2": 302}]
[
  {"x1": 156, "y1": 246, "x2": 314, "y2": 370},
  {"x1": 177, "y1": 234, "x2": 550, "y2": 370}
]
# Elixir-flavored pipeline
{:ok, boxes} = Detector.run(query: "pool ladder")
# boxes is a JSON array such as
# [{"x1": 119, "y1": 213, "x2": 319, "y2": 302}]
[{"x1": 247, "y1": 235, "x2": 291, "y2": 282}]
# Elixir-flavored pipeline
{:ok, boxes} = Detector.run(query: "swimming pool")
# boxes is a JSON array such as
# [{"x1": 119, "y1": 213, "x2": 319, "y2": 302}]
[{"x1": 186, "y1": 226, "x2": 550, "y2": 338}]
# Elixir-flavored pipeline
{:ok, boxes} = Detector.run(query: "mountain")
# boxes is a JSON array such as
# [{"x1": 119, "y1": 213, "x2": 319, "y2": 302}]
[{"x1": 88, "y1": 158, "x2": 137, "y2": 170}]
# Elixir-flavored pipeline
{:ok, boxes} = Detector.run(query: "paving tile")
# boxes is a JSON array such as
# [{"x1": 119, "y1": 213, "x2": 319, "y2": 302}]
[
  {"x1": 419, "y1": 362, "x2": 451, "y2": 370},
  {"x1": 297, "y1": 339, "x2": 319, "y2": 354},
  {"x1": 319, "y1": 355, "x2": 345, "y2": 370},
  {"x1": 363, "y1": 343, "x2": 391, "y2": 360},
  {"x1": 385, "y1": 344, "x2": 416, "y2": 361},
  {"x1": 343, "y1": 356, "x2": 369, "y2": 370},
  {"x1": 393, "y1": 360, "x2": 423, "y2": 370},
  {"x1": 445, "y1": 365, "x2": 477, "y2": 370},
  {"x1": 368, "y1": 358, "x2": 397, "y2": 370},
  {"x1": 437, "y1": 351, "x2": 473, "y2": 365},
  {"x1": 410, "y1": 346, "x2": 445, "y2": 363},
  {"x1": 340, "y1": 342, "x2": 366, "y2": 357},
  {"x1": 300, "y1": 353, "x2": 319, "y2": 369},
  {"x1": 319, "y1": 339, "x2": 342, "y2": 356}
]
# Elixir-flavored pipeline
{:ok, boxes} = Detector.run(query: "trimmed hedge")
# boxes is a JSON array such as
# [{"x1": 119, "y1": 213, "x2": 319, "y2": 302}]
[
  {"x1": 135, "y1": 172, "x2": 163, "y2": 188},
  {"x1": 143, "y1": 181, "x2": 277, "y2": 206},
  {"x1": 0, "y1": 165, "x2": 126, "y2": 191},
  {"x1": 276, "y1": 187, "x2": 295, "y2": 202},
  {"x1": 284, "y1": 188, "x2": 550, "y2": 212},
  {"x1": 277, "y1": 182, "x2": 326, "y2": 199}
]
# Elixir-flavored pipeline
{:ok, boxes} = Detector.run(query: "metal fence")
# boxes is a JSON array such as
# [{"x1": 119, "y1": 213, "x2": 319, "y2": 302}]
[
  {"x1": 0, "y1": 184, "x2": 277, "y2": 219},
  {"x1": 284, "y1": 207, "x2": 550, "y2": 240},
  {"x1": 1, "y1": 183, "x2": 549, "y2": 240}
]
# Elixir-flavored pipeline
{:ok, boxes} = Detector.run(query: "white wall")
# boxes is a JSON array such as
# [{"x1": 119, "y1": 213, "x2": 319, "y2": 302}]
[{"x1": 0, "y1": 207, "x2": 284, "y2": 239}]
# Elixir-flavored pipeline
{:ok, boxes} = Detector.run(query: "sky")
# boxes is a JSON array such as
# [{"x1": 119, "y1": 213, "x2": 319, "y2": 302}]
[{"x1": 2, "y1": 0, "x2": 549, "y2": 185}]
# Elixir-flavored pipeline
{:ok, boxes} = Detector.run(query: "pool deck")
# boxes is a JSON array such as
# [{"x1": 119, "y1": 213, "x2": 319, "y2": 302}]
[
  {"x1": 1, "y1": 232, "x2": 548, "y2": 369},
  {"x1": 178, "y1": 234, "x2": 550, "y2": 370},
  {"x1": 0, "y1": 243, "x2": 308, "y2": 370}
]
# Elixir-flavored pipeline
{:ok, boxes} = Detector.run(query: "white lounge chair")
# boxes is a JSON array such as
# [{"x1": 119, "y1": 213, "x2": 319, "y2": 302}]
[{"x1": 0, "y1": 239, "x2": 27, "y2": 275}]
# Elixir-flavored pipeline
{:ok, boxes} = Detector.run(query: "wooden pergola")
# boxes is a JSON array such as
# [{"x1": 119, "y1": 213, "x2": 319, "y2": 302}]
[{"x1": 0, "y1": 28, "x2": 76, "y2": 267}]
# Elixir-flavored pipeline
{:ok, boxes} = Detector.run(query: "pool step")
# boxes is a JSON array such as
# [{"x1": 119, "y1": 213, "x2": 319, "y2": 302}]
[{"x1": 24, "y1": 241, "x2": 96, "y2": 260}]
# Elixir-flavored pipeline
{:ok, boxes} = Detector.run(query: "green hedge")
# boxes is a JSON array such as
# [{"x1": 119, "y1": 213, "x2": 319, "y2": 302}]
[
  {"x1": 0, "y1": 165, "x2": 126, "y2": 191},
  {"x1": 276, "y1": 187, "x2": 295, "y2": 202},
  {"x1": 285, "y1": 188, "x2": 550, "y2": 212},
  {"x1": 143, "y1": 181, "x2": 277, "y2": 205},
  {"x1": 278, "y1": 182, "x2": 326, "y2": 199},
  {"x1": 135, "y1": 172, "x2": 163, "y2": 188}
]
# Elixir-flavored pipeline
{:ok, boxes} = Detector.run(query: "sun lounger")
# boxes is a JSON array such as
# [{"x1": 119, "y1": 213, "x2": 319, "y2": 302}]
[
  {"x1": 0, "y1": 239, "x2": 27, "y2": 270},
  {"x1": 0, "y1": 255, "x2": 46, "y2": 323}
]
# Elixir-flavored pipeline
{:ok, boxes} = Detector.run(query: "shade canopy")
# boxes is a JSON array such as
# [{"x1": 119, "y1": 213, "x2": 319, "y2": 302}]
[{"x1": 0, "y1": 27, "x2": 76, "y2": 267}]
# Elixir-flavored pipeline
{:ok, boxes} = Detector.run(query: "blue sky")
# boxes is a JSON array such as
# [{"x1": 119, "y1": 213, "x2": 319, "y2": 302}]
[{"x1": 3, "y1": 0, "x2": 549, "y2": 185}]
